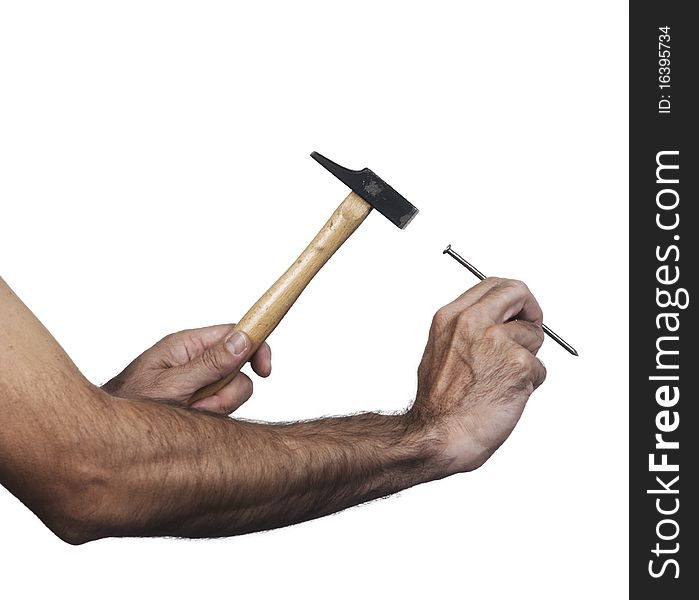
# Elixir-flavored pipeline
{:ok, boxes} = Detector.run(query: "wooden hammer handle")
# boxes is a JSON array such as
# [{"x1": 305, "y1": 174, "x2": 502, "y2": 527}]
[{"x1": 190, "y1": 191, "x2": 372, "y2": 402}]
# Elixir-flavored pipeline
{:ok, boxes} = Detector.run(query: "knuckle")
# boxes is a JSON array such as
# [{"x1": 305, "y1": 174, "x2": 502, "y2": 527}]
[
  {"x1": 455, "y1": 308, "x2": 478, "y2": 332},
  {"x1": 432, "y1": 307, "x2": 451, "y2": 329},
  {"x1": 511, "y1": 348, "x2": 533, "y2": 371},
  {"x1": 483, "y1": 276, "x2": 504, "y2": 288},
  {"x1": 485, "y1": 323, "x2": 507, "y2": 342},
  {"x1": 508, "y1": 279, "x2": 529, "y2": 293}
]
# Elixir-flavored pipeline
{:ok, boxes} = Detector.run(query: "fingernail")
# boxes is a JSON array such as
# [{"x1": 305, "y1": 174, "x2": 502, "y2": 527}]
[{"x1": 225, "y1": 332, "x2": 248, "y2": 356}]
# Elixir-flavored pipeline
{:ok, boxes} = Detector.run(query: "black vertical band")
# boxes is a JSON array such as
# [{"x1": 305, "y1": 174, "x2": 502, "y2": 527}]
[{"x1": 630, "y1": 3, "x2": 696, "y2": 596}]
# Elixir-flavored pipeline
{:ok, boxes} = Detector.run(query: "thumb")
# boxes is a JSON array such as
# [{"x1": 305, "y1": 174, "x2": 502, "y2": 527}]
[{"x1": 187, "y1": 330, "x2": 250, "y2": 385}]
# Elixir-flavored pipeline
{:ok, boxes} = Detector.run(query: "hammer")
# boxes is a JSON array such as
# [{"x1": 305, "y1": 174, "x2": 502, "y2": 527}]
[{"x1": 191, "y1": 152, "x2": 419, "y2": 402}]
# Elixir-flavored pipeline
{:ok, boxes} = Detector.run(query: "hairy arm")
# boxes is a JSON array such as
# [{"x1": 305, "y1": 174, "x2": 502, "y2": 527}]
[
  {"x1": 0, "y1": 278, "x2": 439, "y2": 544},
  {"x1": 1, "y1": 274, "x2": 546, "y2": 544}
]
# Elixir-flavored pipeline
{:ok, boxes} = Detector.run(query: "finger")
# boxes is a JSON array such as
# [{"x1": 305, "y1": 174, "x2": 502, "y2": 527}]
[
  {"x1": 498, "y1": 320, "x2": 545, "y2": 354},
  {"x1": 178, "y1": 330, "x2": 251, "y2": 386},
  {"x1": 530, "y1": 355, "x2": 547, "y2": 389},
  {"x1": 251, "y1": 342, "x2": 272, "y2": 377},
  {"x1": 476, "y1": 279, "x2": 543, "y2": 326},
  {"x1": 190, "y1": 372, "x2": 254, "y2": 415},
  {"x1": 512, "y1": 348, "x2": 547, "y2": 391}
]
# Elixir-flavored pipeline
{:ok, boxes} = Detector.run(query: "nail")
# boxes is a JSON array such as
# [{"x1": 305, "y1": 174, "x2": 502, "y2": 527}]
[{"x1": 225, "y1": 332, "x2": 248, "y2": 356}]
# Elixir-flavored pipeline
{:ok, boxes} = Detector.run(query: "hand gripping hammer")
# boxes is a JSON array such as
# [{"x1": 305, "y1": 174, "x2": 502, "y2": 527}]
[{"x1": 191, "y1": 152, "x2": 418, "y2": 402}]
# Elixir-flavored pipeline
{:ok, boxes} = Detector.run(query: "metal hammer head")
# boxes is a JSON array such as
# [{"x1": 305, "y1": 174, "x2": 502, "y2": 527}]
[{"x1": 311, "y1": 151, "x2": 418, "y2": 229}]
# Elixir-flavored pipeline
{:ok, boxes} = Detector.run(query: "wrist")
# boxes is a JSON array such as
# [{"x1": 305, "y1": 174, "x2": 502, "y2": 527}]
[
  {"x1": 405, "y1": 403, "x2": 488, "y2": 477},
  {"x1": 399, "y1": 409, "x2": 455, "y2": 481}
]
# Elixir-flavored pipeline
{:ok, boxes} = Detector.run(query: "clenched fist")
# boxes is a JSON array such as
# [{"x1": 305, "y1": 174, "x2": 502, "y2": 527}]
[
  {"x1": 102, "y1": 324, "x2": 272, "y2": 415},
  {"x1": 411, "y1": 278, "x2": 547, "y2": 474}
]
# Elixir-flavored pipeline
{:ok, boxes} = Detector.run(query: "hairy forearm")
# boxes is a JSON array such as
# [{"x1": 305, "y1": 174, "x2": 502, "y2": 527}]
[
  {"x1": 47, "y1": 390, "x2": 440, "y2": 543},
  {"x1": 0, "y1": 278, "x2": 444, "y2": 543}
]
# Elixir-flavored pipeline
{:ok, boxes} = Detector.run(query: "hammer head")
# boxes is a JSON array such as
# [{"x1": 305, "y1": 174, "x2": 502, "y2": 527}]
[{"x1": 311, "y1": 151, "x2": 418, "y2": 229}]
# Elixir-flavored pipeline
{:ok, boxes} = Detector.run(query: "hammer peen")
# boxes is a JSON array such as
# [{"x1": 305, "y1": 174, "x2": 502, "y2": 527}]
[{"x1": 190, "y1": 152, "x2": 418, "y2": 402}]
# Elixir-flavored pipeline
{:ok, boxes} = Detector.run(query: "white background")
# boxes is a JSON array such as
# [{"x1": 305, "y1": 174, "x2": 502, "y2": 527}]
[{"x1": 0, "y1": 2, "x2": 628, "y2": 598}]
